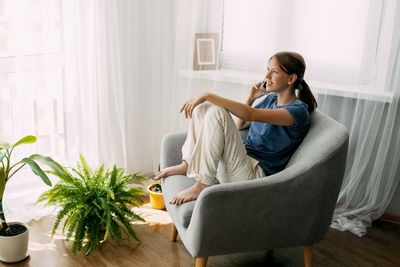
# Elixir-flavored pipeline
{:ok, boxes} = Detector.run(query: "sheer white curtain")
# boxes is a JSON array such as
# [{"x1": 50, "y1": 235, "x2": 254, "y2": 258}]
[
  {"x1": 63, "y1": 0, "x2": 179, "y2": 174},
  {"x1": 329, "y1": 3, "x2": 400, "y2": 236},
  {"x1": 1, "y1": 0, "x2": 65, "y2": 222},
  {"x1": 3, "y1": 0, "x2": 180, "y2": 223}
]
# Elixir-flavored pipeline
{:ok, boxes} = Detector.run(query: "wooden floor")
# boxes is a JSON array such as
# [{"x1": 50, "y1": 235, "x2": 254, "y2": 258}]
[{"x1": 1, "y1": 212, "x2": 399, "y2": 266}]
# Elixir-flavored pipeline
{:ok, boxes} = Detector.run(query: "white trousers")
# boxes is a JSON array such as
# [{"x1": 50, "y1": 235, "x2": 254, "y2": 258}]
[{"x1": 181, "y1": 103, "x2": 265, "y2": 185}]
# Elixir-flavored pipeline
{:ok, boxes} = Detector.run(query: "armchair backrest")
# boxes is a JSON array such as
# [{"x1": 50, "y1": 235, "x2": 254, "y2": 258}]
[
  {"x1": 239, "y1": 110, "x2": 349, "y2": 171},
  {"x1": 287, "y1": 110, "x2": 349, "y2": 168},
  {"x1": 283, "y1": 109, "x2": 349, "y2": 244},
  {"x1": 238, "y1": 109, "x2": 349, "y2": 245}
]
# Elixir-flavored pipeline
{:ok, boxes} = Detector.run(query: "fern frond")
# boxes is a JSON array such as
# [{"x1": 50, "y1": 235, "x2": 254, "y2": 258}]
[
  {"x1": 51, "y1": 202, "x2": 77, "y2": 237},
  {"x1": 110, "y1": 203, "x2": 142, "y2": 242},
  {"x1": 94, "y1": 163, "x2": 105, "y2": 185},
  {"x1": 109, "y1": 219, "x2": 122, "y2": 240},
  {"x1": 114, "y1": 202, "x2": 145, "y2": 223},
  {"x1": 84, "y1": 219, "x2": 101, "y2": 255},
  {"x1": 123, "y1": 173, "x2": 147, "y2": 185},
  {"x1": 109, "y1": 165, "x2": 118, "y2": 188},
  {"x1": 72, "y1": 217, "x2": 87, "y2": 255},
  {"x1": 79, "y1": 154, "x2": 92, "y2": 180},
  {"x1": 66, "y1": 216, "x2": 79, "y2": 241},
  {"x1": 62, "y1": 205, "x2": 84, "y2": 235},
  {"x1": 115, "y1": 189, "x2": 144, "y2": 206},
  {"x1": 103, "y1": 210, "x2": 112, "y2": 241},
  {"x1": 71, "y1": 168, "x2": 86, "y2": 181}
]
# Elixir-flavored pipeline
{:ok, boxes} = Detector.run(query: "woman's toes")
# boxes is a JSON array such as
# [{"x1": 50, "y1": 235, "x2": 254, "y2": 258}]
[
  {"x1": 169, "y1": 196, "x2": 176, "y2": 204},
  {"x1": 178, "y1": 197, "x2": 184, "y2": 205}
]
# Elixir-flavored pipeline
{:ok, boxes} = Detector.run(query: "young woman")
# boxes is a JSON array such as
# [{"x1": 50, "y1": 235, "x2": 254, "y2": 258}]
[{"x1": 155, "y1": 51, "x2": 317, "y2": 205}]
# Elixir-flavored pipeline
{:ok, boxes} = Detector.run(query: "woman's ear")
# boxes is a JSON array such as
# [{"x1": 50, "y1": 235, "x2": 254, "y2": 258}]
[{"x1": 288, "y1": 74, "x2": 298, "y2": 85}]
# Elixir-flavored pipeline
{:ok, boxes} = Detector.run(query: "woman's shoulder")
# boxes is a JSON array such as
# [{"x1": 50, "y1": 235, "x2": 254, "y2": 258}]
[
  {"x1": 283, "y1": 100, "x2": 310, "y2": 126},
  {"x1": 290, "y1": 99, "x2": 309, "y2": 110}
]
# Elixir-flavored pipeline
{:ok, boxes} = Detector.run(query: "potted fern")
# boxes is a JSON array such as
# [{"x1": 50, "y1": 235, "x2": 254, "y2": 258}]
[
  {"x1": 37, "y1": 155, "x2": 147, "y2": 255},
  {"x1": 0, "y1": 135, "x2": 59, "y2": 263}
]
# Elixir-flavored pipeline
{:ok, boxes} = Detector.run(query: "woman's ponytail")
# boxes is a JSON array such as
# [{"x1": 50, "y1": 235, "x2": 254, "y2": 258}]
[{"x1": 298, "y1": 80, "x2": 317, "y2": 113}]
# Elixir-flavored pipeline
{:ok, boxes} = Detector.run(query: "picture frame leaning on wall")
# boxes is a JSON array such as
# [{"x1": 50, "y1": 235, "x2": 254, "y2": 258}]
[{"x1": 193, "y1": 33, "x2": 220, "y2": 71}]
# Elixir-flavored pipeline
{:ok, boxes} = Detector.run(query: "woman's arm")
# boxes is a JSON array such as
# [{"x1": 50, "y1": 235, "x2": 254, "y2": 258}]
[
  {"x1": 180, "y1": 92, "x2": 295, "y2": 126},
  {"x1": 235, "y1": 96, "x2": 255, "y2": 130},
  {"x1": 236, "y1": 81, "x2": 265, "y2": 129}
]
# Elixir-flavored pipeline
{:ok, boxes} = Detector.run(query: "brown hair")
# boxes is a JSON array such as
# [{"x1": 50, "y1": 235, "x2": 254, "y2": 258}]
[{"x1": 271, "y1": 51, "x2": 317, "y2": 113}]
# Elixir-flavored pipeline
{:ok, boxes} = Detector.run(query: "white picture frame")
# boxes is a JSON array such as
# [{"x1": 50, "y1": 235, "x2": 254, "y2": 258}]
[{"x1": 193, "y1": 33, "x2": 219, "y2": 70}]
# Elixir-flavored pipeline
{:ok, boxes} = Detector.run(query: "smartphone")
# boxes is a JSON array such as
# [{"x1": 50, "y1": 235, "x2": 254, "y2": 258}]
[{"x1": 260, "y1": 80, "x2": 269, "y2": 95}]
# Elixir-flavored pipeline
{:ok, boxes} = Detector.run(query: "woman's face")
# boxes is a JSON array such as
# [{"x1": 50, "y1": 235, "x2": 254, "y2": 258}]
[{"x1": 264, "y1": 57, "x2": 293, "y2": 93}]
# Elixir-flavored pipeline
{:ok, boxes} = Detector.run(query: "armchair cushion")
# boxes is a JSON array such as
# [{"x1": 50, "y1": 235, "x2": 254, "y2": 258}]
[{"x1": 162, "y1": 175, "x2": 196, "y2": 228}]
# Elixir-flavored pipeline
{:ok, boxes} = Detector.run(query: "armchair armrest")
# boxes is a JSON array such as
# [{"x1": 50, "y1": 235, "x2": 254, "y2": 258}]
[{"x1": 160, "y1": 132, "x2": 187, "y2": 169}]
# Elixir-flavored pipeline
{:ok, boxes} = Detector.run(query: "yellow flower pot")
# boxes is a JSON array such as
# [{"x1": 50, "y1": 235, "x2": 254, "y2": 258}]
[{"x1": 147, "y1": 184, "x2": 165, "y2": 210}]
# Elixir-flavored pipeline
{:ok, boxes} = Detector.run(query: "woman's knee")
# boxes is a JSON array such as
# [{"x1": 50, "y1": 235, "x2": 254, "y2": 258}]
[
  {"x1": 192, "y1": 102, "x2": 213, "y2": 120},
  {"x1": 204, "y1": 105, "x2": 230, "y2": 122}
]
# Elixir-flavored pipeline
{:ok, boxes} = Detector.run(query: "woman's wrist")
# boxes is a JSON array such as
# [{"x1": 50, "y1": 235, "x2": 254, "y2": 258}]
[{"x1": 201, "y1": 92, "x2": 211, "y2": 102}]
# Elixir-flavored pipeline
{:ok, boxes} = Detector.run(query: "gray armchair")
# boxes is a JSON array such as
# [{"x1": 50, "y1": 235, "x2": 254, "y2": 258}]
[{"x1": 161, "y1": 110, "x2": 349, "y2": 267}]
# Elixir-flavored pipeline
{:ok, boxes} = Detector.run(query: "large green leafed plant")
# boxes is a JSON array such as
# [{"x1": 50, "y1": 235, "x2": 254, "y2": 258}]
[
  {"x1": 0, "y1": 135, "x2": 58, "y2": 234},
  {"x1": 37, "y1": 155, "x2": 146, "y2": 255}
]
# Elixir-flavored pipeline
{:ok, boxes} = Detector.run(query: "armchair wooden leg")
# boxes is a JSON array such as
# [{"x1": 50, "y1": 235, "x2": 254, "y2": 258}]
[
  {"x1": 170, "y1": 223, "x2": 178, "y2": 242},
  {"x1": 195, "y1": 257, "x2": 208, "y2": 267},
  {"x1": 303, "y1": 245, "x2": 313, "y2": 267}
]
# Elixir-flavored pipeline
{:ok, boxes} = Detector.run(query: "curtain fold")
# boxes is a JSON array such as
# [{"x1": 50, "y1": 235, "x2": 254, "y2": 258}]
[
  {"x1": 2, "y1": 0, "x2": 64, "y2": 223},
  {"x1": 330, "y1": 6, "x2": 400, "y2": 235},
  {"x1": 4, "y1": 0, "x2": 180, "y2": 223},
  {"x1": 63, "y1": 0, "x2": 179, "y2": 175}
]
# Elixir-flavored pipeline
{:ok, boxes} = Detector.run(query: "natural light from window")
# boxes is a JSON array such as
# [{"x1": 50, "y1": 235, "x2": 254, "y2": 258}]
[
  {"x1": 221, "y1": 0, "x2": 391, "y2": 90},
  {"x1": 0, "y1": 0, "x2": 64, "y2": 160}
]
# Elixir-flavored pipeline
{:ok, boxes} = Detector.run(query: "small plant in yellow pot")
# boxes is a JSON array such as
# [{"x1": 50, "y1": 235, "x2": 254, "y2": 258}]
[{"x1": 147, "y1": 183, "x2": 165, "y2": 210}]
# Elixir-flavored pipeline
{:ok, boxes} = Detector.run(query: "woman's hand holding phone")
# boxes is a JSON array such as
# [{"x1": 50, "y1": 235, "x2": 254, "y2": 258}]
[{"x1": 249, "y1": 80, "x2": 268, "y2": 102}]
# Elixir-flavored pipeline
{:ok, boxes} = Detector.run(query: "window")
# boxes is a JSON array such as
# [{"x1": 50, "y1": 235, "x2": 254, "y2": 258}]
[
  {"x1": 0, "y1": 0, "x2": 64, "y2": 159},
  {"x1": 221, "y1": 0, "x2": 395, "y2": 88}
]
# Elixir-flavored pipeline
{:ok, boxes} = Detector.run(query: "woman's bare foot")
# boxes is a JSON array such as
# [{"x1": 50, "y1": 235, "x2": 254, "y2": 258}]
[
  {"x1": 154, "y1": 161, "x2": 188, "y2": 180},
  {"x1": 169, "y1": 181, "x2": 208, "y2": 205}
]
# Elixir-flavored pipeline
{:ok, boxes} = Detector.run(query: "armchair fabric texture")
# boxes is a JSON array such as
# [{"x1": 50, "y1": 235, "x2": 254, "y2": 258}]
[{"x1": 161, "y1": 110, "x2": 349, "y2": 265}]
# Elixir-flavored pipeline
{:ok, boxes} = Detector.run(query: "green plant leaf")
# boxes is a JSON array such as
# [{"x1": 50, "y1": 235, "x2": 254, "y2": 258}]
[
  {"x1": 0, "y1": 142, "x2": 10, "y2": 149},
  {"x1": 0, "y1": 152, "x2": 6, "y2": 163},
  {"x1": 21, "y1": 158, "x2": 52, "y2": 186},
  {"x1": 30, "y1": 154, "x2": 68, "y2": 181},
  {"x1": 12, "y1": 135, "x2": 37, "y2": 148},
  {"x1": 0, "y1": 168, "x2": 6, "y2": 199}
]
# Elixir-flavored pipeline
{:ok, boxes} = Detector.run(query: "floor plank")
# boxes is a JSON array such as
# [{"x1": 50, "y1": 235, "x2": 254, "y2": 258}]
[{"x1": 1, "y1": 211, "x2": 399, "y2": 266}]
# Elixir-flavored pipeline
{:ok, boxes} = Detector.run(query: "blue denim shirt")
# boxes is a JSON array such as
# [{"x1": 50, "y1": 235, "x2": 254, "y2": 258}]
[{"x1": 243, "y1": 93, "x2": 310, "y2": 175}]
